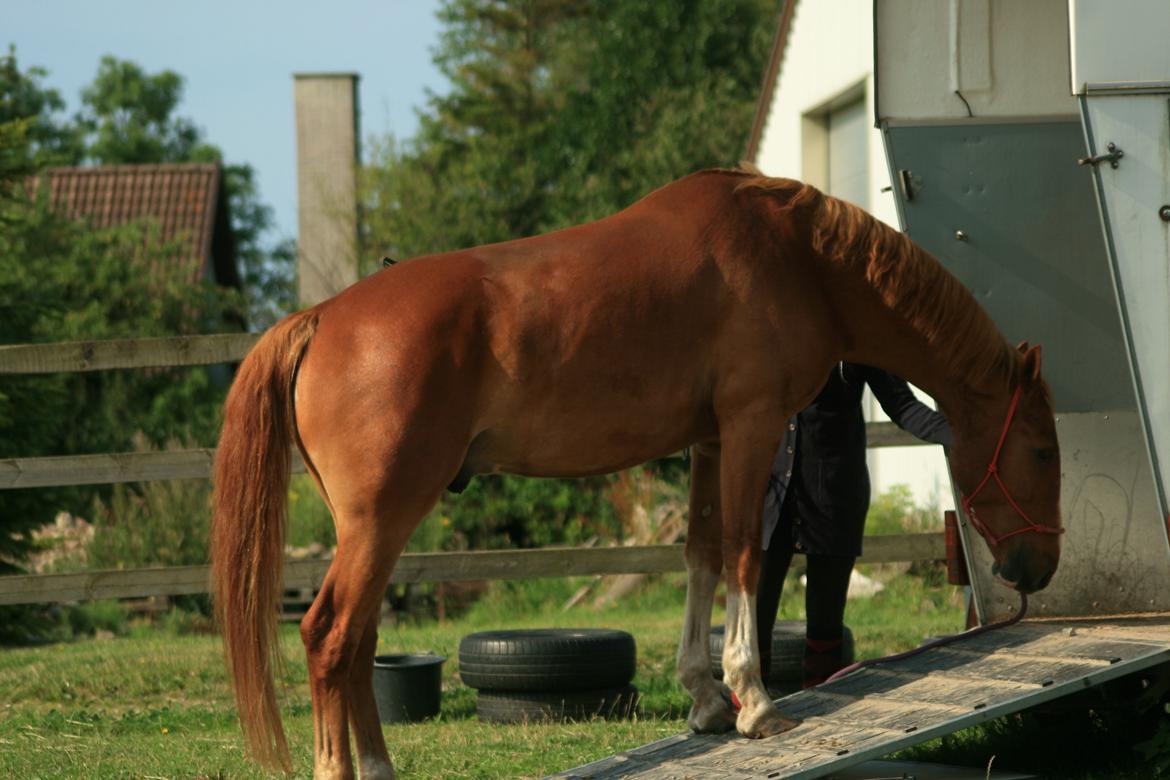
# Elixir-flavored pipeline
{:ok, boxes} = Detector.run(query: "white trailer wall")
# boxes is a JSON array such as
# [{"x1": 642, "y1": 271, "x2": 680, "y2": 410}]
[{"x1": 876, "y1": 0, "x2": 1170, "y2": 621}]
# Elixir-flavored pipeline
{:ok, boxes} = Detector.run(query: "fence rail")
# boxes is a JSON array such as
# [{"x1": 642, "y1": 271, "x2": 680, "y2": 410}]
[
  {"x1": 0, "y1": 333, "x2": 259, "y2": 375},
  {"x1": 0, "y1": 450, "x2": 308, "y2": 489},
  {"x1": 0, "y1": 423, "x2": 924, "y2": 490},
  {"x1": 0, "y1": 533, "x2": 944, "y2": 606}
]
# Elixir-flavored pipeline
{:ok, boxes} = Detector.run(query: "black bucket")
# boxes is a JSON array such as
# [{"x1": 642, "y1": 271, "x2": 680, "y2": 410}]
[{"x1": 372, "y1": 654, "x2": 446, "y2": 724}]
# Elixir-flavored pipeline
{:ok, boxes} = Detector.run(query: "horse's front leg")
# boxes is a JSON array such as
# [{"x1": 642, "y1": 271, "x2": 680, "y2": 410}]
[
  {"x1": 677, "y1": 443, "x2": 736, "y2": 733},
  {"x1": 719, "y1": 423, "x2": 800, "y2": 739}
]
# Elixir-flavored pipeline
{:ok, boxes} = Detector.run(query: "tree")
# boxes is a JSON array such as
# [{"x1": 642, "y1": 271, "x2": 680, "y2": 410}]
[
  {"x1": 0, "y1": 52, "x2": 292, "y2": 588},
  {"x1": 544, "y1": 0, "x2": 775, "y2": 224},
  {"x1": 0, "y1": 117, "x2": 228, "y2": 576},
  {"x1": 77, "y1": 56, "x2": 215, "y2": 165},
  {"x1": 363, "y1": 0, "x2": 592, "y2": 258},
  {"x1": 361, "y1": 0, "x2": 775, "y2": 263},
  {"x1": 222, "y1": 164, "x2": 297, "y2": 329},
  {"x1": 0, "y1": 46, "x2": 84, "y2": 165}
]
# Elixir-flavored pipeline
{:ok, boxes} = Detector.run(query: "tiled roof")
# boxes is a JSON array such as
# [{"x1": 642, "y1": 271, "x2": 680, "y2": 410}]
[{"x1": 39, "y1": 163, "x2": 223, "y2": 284}]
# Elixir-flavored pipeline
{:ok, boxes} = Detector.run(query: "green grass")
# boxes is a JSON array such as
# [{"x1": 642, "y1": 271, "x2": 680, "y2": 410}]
[
  {"x1": 1, "y1": 569, "x2": 1162, "y2": 778},
  {"x1": 0, "y1": 575, "x2": 695, "y2": 779}
]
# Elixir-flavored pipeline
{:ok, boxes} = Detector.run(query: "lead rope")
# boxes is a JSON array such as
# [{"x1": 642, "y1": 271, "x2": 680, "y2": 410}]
[{"x1": 823, "y1": 593, "x2": 1028, "y2": 684}]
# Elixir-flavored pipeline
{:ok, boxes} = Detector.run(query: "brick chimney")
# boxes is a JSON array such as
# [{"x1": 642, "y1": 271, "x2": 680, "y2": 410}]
[{"x1": 293, "y1": 72, "x2": 361, "y2": 306}]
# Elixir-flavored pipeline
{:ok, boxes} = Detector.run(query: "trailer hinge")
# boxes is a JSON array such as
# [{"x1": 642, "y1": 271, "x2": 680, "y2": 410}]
[{"x1": 1078, "y1": 142, "x2": 1124, "y2": 169}]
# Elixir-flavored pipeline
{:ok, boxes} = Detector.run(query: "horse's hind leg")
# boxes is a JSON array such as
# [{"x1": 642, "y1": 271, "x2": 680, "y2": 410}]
[
  {"x1": 300, "y1": 516, "x2": 399, "y2": 779},
  {"x1": 347, "y1": 612, "x2": 393, "y2": 779},
  {"x1": 300, "y1": 488, "x2": 435, "y2": 780},
  {"x1": 677, "y1": 444, "x2": 736, "y2": 733}
]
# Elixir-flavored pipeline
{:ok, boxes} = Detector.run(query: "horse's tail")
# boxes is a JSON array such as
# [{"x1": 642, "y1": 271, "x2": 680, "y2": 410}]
[{"x1": 211, "y1": 308, "x2": 319, "y2": 772}]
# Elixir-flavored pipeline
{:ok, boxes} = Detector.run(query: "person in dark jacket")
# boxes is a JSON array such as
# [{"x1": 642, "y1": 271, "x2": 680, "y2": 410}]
[{"x1": 757, "y1": 362, "x2": 953, "y2": 687}]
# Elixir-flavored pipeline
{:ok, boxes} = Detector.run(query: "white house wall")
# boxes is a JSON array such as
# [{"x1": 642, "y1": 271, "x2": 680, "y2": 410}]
[
  {"x1": 753, "y1": 0, "x2": 953, "y2": 514},
  {"x1": 756, "y1": 0, "x2": 897, "y2": 228}
]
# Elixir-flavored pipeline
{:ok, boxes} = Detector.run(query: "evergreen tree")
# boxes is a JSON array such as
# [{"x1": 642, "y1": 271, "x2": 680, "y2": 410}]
[
  {"x1": 364, "y1": 0, "x2": 591, "y2": 256},
  {"x1": 547, "y1": 0, "x2": 775, "y2": 224},
  {"x1": 362, "y1": 0, "x2": 775, "y2": 262}
]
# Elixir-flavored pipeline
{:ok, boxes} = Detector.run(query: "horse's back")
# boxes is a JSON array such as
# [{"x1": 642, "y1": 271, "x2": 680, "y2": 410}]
[{"x1": 293, "y1": 169, "x2": 821, "y2": 479}]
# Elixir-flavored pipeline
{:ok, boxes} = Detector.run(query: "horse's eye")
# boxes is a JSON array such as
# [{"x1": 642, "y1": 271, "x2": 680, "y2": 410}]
[{"x1": 1034, "y1": 448, "x2": 1055, "y2": 463}]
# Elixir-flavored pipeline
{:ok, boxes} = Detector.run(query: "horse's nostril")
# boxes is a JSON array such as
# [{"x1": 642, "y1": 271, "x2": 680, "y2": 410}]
[
  {"x1": 998, "y1": 559, "x2": 1023, "y2": 585},
  {"x1": 1010, "y1": 567, "x2": 1055, "y2": 595}
]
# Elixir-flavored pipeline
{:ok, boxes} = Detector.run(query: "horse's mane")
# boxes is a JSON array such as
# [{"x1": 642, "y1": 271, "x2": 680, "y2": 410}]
[{"x1": 734, "y1": 174, "x2": 1017, "y2": 389}]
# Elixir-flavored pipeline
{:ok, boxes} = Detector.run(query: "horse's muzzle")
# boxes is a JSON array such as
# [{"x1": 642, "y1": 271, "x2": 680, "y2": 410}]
[{"x1": 991, "y1": 546, "x2": 1057, "y2": 594}]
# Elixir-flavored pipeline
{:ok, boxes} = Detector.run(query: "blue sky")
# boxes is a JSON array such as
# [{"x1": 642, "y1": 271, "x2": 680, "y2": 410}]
[{"x1": 7, "y1": 0, "x2": 447, "y2": 241}]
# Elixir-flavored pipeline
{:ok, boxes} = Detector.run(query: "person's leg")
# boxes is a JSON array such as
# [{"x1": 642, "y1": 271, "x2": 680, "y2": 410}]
[
  {"x1": 802, "y1": 554, "x2": 855, "y2": 687},
  {"x1": 754, "y1": 509, "x2": 795, "y2": 685}
]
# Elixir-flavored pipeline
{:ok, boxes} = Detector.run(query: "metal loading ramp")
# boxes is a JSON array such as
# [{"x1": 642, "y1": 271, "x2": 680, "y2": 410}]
[{"x1": 546, "y1": 616, "x2": 1170, "y2": 780}]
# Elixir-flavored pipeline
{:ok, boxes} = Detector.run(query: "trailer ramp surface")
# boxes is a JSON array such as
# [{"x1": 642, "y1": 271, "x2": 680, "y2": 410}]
[{"x1": 546, "y1": 616, "x2": 1170, "y2": 780}]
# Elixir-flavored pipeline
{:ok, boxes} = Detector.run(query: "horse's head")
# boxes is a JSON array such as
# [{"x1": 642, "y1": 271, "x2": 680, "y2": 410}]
[{"x1": 948, "y1": 344, "x2": 1062, "y2": 594}]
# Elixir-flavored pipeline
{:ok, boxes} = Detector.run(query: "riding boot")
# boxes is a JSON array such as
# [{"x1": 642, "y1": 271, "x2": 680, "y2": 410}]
[
  {"x1": 803, "y1": 553, "x2": 854, "y2": 688},
  {"x1": 802, "y1": 636, "x2": 845, "y2": 688}
]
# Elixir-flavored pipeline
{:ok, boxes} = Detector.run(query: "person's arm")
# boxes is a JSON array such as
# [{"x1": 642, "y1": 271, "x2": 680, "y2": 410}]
[{"x1": 861, "y1": 366, "x2": 953, "y2": 449}]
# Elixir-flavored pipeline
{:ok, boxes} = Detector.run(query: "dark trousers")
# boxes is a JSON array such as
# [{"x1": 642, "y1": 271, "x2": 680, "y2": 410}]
[{"x1": 755, "y1": 498, "x2": 855, "y2": 680}]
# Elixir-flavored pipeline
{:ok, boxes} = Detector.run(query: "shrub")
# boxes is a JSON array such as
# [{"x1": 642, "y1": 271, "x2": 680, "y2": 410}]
[
  {"x1": 287, "y1": 474, "x2": 335, "y2": 551},
  {"x1": 86, "y1": 479, "x2": 210, "y2": 570},
  {"x1": 428, "y1": 474, "x2": 622, "y2": 551},
  {"x1": 606, "y1": 467, "x2": 687, "y2": 543},
  {"x1": 865, "y1": 484, "x2": 942, "y2": 536},
  {"x1": 60, "y1": 599, "x2": 129, "y2": 637},
  {"x1": 158, "y1": 606, "x2": 214, "y2": 636}
]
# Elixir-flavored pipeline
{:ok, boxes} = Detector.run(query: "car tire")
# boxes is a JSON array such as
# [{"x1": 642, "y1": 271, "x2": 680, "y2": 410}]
[
  {"x1": 459, "y1": 628, "x2": 636, "y2": 692},
  {"x1": 475, "y1": 685, "x2": 640, "y2": 724}
]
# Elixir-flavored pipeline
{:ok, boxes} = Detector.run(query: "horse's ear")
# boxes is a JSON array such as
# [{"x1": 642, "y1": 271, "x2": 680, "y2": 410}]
[
  {"x1": 1016, "y1": 340, "x2": 1030, "y2": 353},
  {"x1": 1023, "y1": 344, "x2": 1042, "y2": 382}
]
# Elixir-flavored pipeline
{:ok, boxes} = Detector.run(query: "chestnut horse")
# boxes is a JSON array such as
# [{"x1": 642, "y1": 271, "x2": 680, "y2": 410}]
[{"x1": 211, "y1": 169, "x2": 1062, "y2": 779}]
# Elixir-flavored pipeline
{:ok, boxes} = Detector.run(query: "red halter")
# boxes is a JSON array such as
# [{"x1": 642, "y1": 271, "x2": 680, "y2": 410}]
[{"x1": 960, "y1": 384, "x2": 1063, "y2": 549}]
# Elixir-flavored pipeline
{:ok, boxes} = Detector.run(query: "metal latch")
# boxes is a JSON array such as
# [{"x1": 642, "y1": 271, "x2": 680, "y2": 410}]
[
  {"x1": 881, "y1": 170, "x2": 917, "y2": 201},
  {"x1": 1078, "y1": 142, "x2": 1124, "y2": 169}
]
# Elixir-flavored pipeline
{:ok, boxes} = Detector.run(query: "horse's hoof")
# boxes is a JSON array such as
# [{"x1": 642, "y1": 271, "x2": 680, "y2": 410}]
[
  {"x1": 737, "y1": 704, "x2": 800, "y2": 739},
  {"x1": 687, "y1": 698, "x2": 737, "y2": 734},
  {"x1": 358, "y1": 757, "x2": 397, "y2": 780}
]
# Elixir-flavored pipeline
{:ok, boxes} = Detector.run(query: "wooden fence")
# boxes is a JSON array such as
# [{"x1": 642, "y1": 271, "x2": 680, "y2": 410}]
[
  {"x1": 0, "y1": 534, "x2": 944, "y2": 606},
  {"x1": 0, "y1": 333, "x2": 945, "y2": 606},
  {"x1": 0, "y1": 333, "x2": 259, "y2": 374}
]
